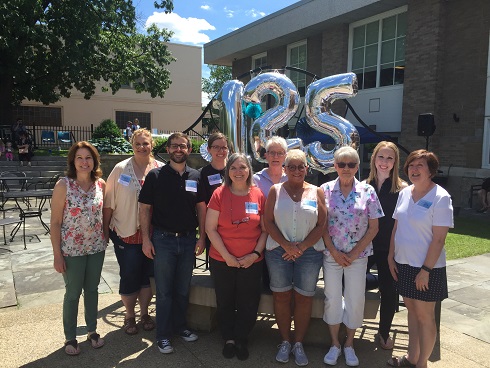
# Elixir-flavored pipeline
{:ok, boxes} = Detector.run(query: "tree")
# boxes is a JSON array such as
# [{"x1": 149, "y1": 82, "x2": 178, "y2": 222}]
[
  {"x1": 202, "y1": 65, "x2": 232, "y2": 100},
  {"x1": 0, "y1": 1, "x2": 175, "y2": 125}
]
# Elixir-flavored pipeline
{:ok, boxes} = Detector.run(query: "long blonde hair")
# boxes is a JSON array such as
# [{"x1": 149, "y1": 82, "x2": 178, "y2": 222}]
[{"x1": 367, "y1": 141, "x2": 404, "y2": 193}]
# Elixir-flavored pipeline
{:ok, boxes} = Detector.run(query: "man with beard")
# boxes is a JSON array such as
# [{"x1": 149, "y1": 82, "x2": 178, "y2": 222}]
[{"x1": 139, "y1": 132, "x2": 206, "y2": 354}]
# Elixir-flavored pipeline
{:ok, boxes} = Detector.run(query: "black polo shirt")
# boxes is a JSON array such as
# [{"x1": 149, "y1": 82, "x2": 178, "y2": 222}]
[
  {"x1": 199, "y1": 164, "x2": 225, "y2": 205},
  {"x1": 368, "y1": 178, "x2": 400, "y2": 252},
  {"x1": 139, "y1": 163, "x2": 204, "y2": 232}
]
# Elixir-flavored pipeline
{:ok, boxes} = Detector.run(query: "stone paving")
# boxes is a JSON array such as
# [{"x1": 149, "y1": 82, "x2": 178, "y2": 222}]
[{"x1": 0, "y1": 208, "x2": 489, "y2": 367}]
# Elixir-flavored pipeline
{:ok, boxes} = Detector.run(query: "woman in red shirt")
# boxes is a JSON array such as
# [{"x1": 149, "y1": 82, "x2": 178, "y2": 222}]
[{"x1": 205, "y1": 153, "x2": 267, "y2": 361}]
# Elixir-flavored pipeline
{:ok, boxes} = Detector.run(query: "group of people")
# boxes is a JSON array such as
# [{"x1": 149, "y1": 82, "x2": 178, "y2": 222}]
[
  {"x1": 125, "y1": 118, "x2": 141, "y2": 141},
  {"x1": 50, "y1": 130, "x2": 453, "y2": 368},
  {"x1": 0, "y1": 118, "x2": 33, "y2": 165}
]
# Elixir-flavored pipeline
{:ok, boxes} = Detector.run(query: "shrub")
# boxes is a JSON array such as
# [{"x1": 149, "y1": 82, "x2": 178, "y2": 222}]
[
  {"x1": 89, "y1": 137, "x2": 133, "y2": 154},
  {"x1": 92, "y1": 119, "x2": 123, "y2": 139}
]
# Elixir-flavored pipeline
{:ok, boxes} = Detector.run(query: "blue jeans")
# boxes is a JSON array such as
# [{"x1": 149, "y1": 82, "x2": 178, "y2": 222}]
[{"x1": 152, "y1": 229, "x2": 196, "y2": 341}]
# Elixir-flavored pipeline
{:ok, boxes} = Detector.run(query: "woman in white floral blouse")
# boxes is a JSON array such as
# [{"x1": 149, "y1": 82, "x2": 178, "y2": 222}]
[
  {"x1": 321, "y1": 146, "x2": 384, "y2": 367},
  {"x1": 51, "y1": 141, "x2": 106, "y2": 356}
]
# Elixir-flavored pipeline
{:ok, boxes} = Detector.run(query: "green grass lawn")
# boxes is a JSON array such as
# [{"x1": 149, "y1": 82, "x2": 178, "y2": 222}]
[{"x1": 446, "y1": 216, "x2": 490, "y2": 260}]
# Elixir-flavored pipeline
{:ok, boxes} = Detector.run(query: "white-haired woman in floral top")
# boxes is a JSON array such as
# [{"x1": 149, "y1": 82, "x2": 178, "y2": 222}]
[
  {"x1": 321, "y1": 146, "x2": 384, "y2": 367},
  {"x1": 51, "y1": 141, "x2": 107, "y2": 356}
]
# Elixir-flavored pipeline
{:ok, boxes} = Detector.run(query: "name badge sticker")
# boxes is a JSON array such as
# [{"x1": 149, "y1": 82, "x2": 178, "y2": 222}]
[
  {"x1": 118, "y1": 174, "x2": 131, "y2": 186},
  {"x1": 185, "y1": 180, "x2": 198, "y2": 192},
  {"x1": 302, "y1": 199, "x2": 317, "y2": 209},
  {"x1": 245, "y1": 202, "x2": 259, "y2": 214},
  {"x1": 418, "y1": 199, "x2": 432, "y2": 209},
  {"x1": 208, "y1": 173, "x2": 222, "y2": 186}
]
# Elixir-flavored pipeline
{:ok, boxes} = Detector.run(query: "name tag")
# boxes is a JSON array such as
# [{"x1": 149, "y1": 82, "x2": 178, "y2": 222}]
[
  {"x1": 418, "y1": 199, "x2": 432, "y2": 209},
  {"x1": 302, "y1": 199, "x2": 317, "y2": 209},
  {"x1": 118, "y1": 174, "x2": 131, "y2": 186},
  {"x1": 185, "y1": 180, "x2": 198, "y2": 192},
  {"x1": 208, "y1": 173, "x2": 222, "y2": 186},
  {"x1": 245, "y1": 202, "x2": 259, "y2": 214}
]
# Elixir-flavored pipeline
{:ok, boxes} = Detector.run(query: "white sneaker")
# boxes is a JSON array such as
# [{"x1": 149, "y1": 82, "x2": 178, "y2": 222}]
[
  {"x1": 323, "y1": 345, "x2": 341, "y2": 365},
  {"x1": 292, "y1": 342, "x2": 308, "y2": 366},
  {"x1": 275, "y1": 341, "x2": 291, "y2": 363},
  {"x1": 344, "y1": 346, "x2": 359, "y2": 366}
]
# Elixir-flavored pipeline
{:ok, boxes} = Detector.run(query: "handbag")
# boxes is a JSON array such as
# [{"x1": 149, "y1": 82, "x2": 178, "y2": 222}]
[{"x1": 19, "y1": 147, "x2": 28, "y2": 154}]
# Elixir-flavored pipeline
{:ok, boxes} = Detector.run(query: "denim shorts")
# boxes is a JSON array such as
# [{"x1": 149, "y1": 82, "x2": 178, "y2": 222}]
[
  {"x1": 265, "y1": 246, "x2": 323, "y2": 296},
  {"x1": 110, "y1": 229, "x2": 154, "y2": 295}
]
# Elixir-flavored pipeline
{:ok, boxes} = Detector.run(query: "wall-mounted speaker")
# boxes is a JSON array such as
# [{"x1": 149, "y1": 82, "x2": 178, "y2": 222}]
[{"x1": 417, "y1": 113, "x2": 436, "y2": 137}]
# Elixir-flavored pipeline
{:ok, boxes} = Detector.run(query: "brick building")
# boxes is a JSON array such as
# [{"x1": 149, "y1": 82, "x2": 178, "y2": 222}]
[{"x1": 204, "y1": 0, "x2": 490, "y2": 208}]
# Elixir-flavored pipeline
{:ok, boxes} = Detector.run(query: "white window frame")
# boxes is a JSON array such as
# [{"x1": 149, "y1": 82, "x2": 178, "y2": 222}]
[
  {"x1": 251, "y1": 52, "x2": 267, "y2": 70},
  {"x1": 287, "y1": 40, "x2": 307, "y2": 94},
  {"x1": 348, "y1": 6, "x2": 408, "y2": 90}
]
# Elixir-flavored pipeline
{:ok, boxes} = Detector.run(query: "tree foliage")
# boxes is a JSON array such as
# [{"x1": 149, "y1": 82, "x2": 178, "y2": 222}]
[
  {"x1": 0, "y1": 0, "x2": 174, "y2": 124},
  {"x1": 92, "y1": 119, "x2": 123, "y2": 139},
  {"x1": 202, "y1": 65, "x2": 232, "y2": 100}
]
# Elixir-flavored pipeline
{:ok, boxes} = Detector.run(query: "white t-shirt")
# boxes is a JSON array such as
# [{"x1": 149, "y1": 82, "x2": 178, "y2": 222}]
[{"x1": 393, "y1": 184, "x2": 453, "y2": 268}]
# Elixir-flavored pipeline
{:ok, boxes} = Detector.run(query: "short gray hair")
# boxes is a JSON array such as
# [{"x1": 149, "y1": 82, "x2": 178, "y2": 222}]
[
  {"x1": 224, "y1": 153, "x2": 253, "y2": 187},
  {"x1": 285, "y1": 149, "x2": 307, "y2": 166},
  {"x1": 265, "y1": 136, "x2": 287, "y2": 152},
  {"x1": 334, "y1": 146, "x2": 359, "y2": 164}
]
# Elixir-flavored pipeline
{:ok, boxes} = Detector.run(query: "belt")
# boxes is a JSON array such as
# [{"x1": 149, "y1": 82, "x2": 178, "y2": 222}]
[{"x1": 158, "y1": 229, "x2": 195, "y2": 237}]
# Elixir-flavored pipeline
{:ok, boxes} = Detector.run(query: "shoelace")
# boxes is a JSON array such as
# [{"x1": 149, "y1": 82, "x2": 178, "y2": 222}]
[
  {"x1": 293, "y1": 344, "x2": 304, "y2": 355},
  {"x1": 278, "y1": 342, "x2": 290, "y2": 352}
]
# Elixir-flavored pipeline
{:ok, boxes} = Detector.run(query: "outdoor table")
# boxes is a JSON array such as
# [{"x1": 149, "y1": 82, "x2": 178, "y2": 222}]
[
  {"x1": 2, "y1": 189, "x2": 53, "y2": 249},
  {"x1": 0, "y1": 176, "x2": 34, "y2": 191}
]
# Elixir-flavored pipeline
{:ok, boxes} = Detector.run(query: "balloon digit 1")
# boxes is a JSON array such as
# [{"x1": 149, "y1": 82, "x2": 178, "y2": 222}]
[
  {"x1": 303, "y1": 72, "x2": 359, "y2": 173},
  {"x1": 242, "y1": 72, "x2": 299, "y2": 162},
  {"x1": 200, "y1": 80, "x2": 244, "y2": 162}
]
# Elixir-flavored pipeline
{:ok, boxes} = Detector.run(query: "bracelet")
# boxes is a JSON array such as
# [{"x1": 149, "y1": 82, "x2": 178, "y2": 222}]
[
  {"x1": 252, "y1": 250, "x2": 261, "y2": 258},
  {"x1": 421, "y1": 265, "x2": 432, "y2": 273}
]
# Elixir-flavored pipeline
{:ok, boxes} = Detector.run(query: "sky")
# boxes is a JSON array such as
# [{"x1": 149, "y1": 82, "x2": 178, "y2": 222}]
[{"x1": 134, "y1": 0, "x2": 299, "y2": 104}]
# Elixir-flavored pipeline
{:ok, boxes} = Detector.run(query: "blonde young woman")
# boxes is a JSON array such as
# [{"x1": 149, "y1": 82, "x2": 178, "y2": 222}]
[
  {"x1": 103, "y1": 129, "x2": 164, "y2": 335},
  {"x1": 51, "y1": 142, "x2": 106, "y2": 356},
  {"x1": 365, "y1": 141, "x2": 407, "y2": 350}
]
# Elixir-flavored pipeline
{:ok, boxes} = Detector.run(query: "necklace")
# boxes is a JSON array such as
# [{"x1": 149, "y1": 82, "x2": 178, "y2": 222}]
[{"x1": 287, "y1": 184, "x2": 304, "y2": 199}]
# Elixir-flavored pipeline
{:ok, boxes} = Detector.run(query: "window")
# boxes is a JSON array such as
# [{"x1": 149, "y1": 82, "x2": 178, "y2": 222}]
[
  {"x1": 350, "y1": 7, "x2": 407, "y2": 90},
  {"x1": 287, "y1": 40, "x2": 307, "y2": 96},
  {"x1": 483, "y1": 117, "x2": 490, "y2": 169},
  {"x1": 115, "y1": 111, "x2": 151, "y2": 130},
  {"x1": 12, "y1": 106, "x2": 62, "y2": 126},
  {"x1": 252, "y1": 52, "x2": 267, "y2": 70}
]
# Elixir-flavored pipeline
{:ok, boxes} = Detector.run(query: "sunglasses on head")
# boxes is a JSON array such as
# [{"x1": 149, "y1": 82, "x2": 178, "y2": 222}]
[{"x1": 336, "y1": 162, "x2": 357, "y2": 169}]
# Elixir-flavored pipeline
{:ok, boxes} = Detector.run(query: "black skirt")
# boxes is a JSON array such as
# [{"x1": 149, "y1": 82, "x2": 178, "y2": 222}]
[{"x1": 396, "y1": 262, "x2": 448, "y2": 302}]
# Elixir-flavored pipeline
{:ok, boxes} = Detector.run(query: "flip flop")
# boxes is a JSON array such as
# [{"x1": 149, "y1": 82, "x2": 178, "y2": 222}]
[
  {"x1": 64, "y1": 339, "x2": 80, "y2": 356},
  {"x1": 87, "y1": 332, "x2": 105, "y2": 349},
  {"x1": 387, "y1": 355, "x2": 415, "y2": 367},
  {"x1": 140, "y1": 314, "x2": 156, "y2": 331}
]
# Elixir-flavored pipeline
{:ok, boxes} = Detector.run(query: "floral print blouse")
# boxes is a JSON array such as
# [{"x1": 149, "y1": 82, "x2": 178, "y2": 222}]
[
  {"x1": 321, "y1": 177, "x2": 384, "y2": 258},
  {"x1": 61, "y1": 177, "x2": 106, "y2": 257}
]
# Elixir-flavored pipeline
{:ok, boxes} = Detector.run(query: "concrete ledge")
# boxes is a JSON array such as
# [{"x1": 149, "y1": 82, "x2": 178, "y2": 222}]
[{"x1": 186, "y1": 273, "x2": 381, "y2": 342}]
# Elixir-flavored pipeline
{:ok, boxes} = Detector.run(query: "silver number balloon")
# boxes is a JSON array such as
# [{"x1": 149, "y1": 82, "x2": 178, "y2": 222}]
[
  {"x1": 243, "y1": 72, "x2": 299, "y2": 162},
  {"x1": 303, "y1": 73, "x2": 359, "y2": 173},
  {"x1": 200, "y1": 80, "x2": 244, "y2": 162}
]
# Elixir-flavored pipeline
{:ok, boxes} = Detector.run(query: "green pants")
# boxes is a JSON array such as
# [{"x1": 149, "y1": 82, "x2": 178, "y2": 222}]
[{"x1": 62, "y1": 251, "x2": 105, "y2": 341}]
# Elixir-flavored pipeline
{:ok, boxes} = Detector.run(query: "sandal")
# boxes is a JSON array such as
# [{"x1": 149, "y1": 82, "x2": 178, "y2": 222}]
[
  {"x1": 87, "y1": 332, "x2": 105, "y2": 349},
  {"x1": 140, "y1": 314, "x2": 156, "y2": 331},
  {"x1": 378, "y1": 334, "x2": 394, "y2": 350},
  {"x1": 123, "y1": 317, "x2": 139, "y2": 335},
  {"x1": 64, "y1": 339, "x2": 80, "y2": 356},
  {"x1": 387, "y1": 355, "x2": 415, "y2": 367}
]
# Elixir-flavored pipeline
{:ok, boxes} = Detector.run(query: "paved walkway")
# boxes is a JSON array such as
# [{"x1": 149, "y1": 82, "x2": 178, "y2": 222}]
[{"x1": 0, "y1": 208, "x2": 489, "y2": 367}]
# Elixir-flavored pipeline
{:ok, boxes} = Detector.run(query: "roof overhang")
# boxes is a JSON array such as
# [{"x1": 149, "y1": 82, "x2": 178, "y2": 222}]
[{"x1": 204, "y1": 0, "x2": 407, "y2": 66}]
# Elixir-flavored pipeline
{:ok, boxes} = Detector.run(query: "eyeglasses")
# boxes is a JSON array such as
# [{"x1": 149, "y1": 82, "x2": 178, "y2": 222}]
[
  {"x1": 232, "y1": 217, "x2": 250, "y2": 226},
  {"x1": 210, "y1": 145, "x2": 228, "y2": 152},
  {"x1": 336, "y1": 162, "x2": 357, "y2": 169},
  {"x1": 267, "y1": 151, "x2": 285, "y2": 157},
  {"x1": 169, "y1": 144, "x2": 189, "y2": 150},
  {"x1": 287, "y1": 164, "x2": 306, "y2": 172}
]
